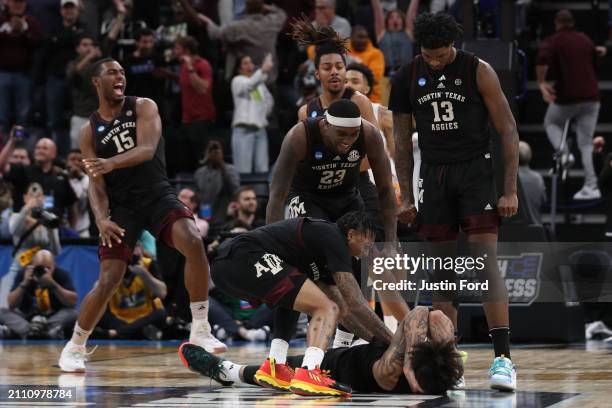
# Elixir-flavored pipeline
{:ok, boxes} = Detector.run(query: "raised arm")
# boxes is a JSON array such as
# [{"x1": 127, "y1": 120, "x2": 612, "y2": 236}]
[
  {"x1": 477, "y1": 60, "x2": 519, "y2": 218},
  {"x1": 79, "y1": 124, "x2": 125, "y2": 247},
  {"x1": 363, "y1": 122, "x2": 397, "y2": 243},
  {"x1": 266, "y1": 123, "x2": 306, "y2": 223},
  {"x1": 371, "y1": 0, "x2": 386, "y2": 42},
  {"x1": 402, "y1": 306, "x2": 429, "y2": 393},
  {"x1": 83, "y1": 98, "x2": 161, "y2": 177}
]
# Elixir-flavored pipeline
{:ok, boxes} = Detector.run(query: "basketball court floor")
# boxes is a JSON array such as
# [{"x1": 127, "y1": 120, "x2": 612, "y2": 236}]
[{"x1": 0, "y1": 339, "x2": 611, "y2": 407}]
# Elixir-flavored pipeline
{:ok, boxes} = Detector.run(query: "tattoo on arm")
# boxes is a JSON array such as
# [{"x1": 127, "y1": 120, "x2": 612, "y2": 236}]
[
  {"x1": 403, "y1": 307, "x2": 429, "y2": 372},
  {"x1": 393, "y1": 113, "x2": 415, "y2": 205}
]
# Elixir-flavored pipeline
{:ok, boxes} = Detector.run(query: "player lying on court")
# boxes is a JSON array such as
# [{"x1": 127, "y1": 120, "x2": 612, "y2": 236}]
[
  {"x1": 208, "y1": 211, "x2": 407, "y2": 397},
  {"x1": 179, "y1": 307, "x2": 463, "y2": 395}
]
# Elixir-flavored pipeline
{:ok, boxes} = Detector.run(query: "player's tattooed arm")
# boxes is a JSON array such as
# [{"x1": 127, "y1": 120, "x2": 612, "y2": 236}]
[
  {"x1": 333, "y1": 271, "x2": 394, "y2": 343},
  {"x1": 477, "y1": 60, "x2": 519, "y2": 218},
  {"x1": 403, "y1": 306, "x2": 429, "y2": 393},
  {"x1": 364, "y1": 121, "x2": 397, "y2": 243},
  {"x1": 317, "y1": 281, "x2": 373, "y2": 340},
  {"x1": 372, "y1": 313, "x2": 407, "y2": 390},
  {"x1": 266, "y1": 123, "x2": 306, "y2": 224},
  {"x1": 393, "y1": 112, "x2": 417, "y2": 224},
  {"x1": 79, "y1": 123, "x2": 125, "y2": 247}
]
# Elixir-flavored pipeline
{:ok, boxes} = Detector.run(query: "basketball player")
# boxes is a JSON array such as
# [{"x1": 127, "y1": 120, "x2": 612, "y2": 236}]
[
  {"x1": 389, "y1": 13, "x2": 519, "y2": 391},
  {"x1": 179, "y1": 307, "x2": 463, "y2": 395},
  {"x1": 58, "y1": 58, "x2": 226, "y2": 372},
  {"x1": 209, "y1": 211, "x2": 394, "y2": 397}
]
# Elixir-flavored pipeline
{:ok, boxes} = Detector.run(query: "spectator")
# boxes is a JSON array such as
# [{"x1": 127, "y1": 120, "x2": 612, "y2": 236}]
[
  {"x1": 173, "y1": 35, "x2": 215, "y2": 173},
  {"x1": 41, "y1": 0, "x2": 84, "y2": 156},
  {"x1": 347, "y1": 25, "x2": 385, "y2": 102},
  {"x1": 94, "y1": 243, "x2": 168, "y2": 340},
  {"x1": 0, "y1": 249, "x2": 75, "y2": 339},
  {"x1": 198, "y1": 0, "x2": 287, "y2": 82},
  {"x1": 193, "y1": 139, "x2": 240, "y2": 227},
  {"x1": 65, "y1": 149, "x2": 90, "y2": 237},
  {"x1": 67, "y1": 33, "x2": 101, "y2": 149},
  {"x1": 222, "y1": 185, "x2": 264, "y2": 234},
  {"x1": 313, "y1": 0, "x2": 351, "y2": 39},
  {"x1": 596, "y1": 137, "x2": 612, "y2": 241},
  {"x1": 372, "y1": 0, "x2": 414, "y2": 77},
  {"x1": 0, "y1": 179, "x2": 13, "y2": 240},
  {"x1": 124, "y1": 28, "x2": 167, "y2": 113},
  {"x1": 536, "y1": 9, "x2": 606, "y2": 201},
  {"x1": 518, "y1": 141, "x2": 546, "y2": 225},
  {"x1": 0, "y1": 0, "x2": 43, "y2": 133},
  {"x1": 231, "y1": 54, "x2": 274, "y2": 174},
  {"x1": 177, "y1": 187, "x2": 209, "y2": 238},
  {"x1": 100, "y1": 0, "x2": 147, "y2": 60},
  {"x1": 3, "y1": 144, "x2": 30, "y2": 174},
  {"x1": 0, "y1": 132, "x2": 77, "y2": 223},
  {"x1": 208, "y1": 294, "x2": 272, "y2": 342}
]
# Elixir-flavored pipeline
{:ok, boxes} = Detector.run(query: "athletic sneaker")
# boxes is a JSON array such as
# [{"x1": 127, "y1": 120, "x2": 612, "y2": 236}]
[
  {"x1": 573, "y1": 185, "x2": 601, "y2": 200},
  {"x1": 454, "y1": 351, "x2": 468, "y2": 390},
  {"x1": 178, "y1": 342, "x2": 233, "y2": 386},
  {"x1": 585, "y1": 321, "x2": 612, "y2": 340},
  {"x1": 254, "y1": 357, "x2": 295, "y2": 391},
  {"x1": 289, "y1": 367, "x2": 352, "y2": 398},
  {"x1": 489, "y1": 356, "x2": 517, "y2": 392},
  {"x1": 58, "y1": 342, "x2": 97, "y2": 373},
  {"x1": 189, "y1": 320, "x2": 228, "y2": 354}
]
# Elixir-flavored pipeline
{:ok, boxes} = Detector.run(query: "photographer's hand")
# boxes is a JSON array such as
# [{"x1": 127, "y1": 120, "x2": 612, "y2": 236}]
[
  {"x1": 38, "y1": 268, "x2": 55, "y2": 288},
  {"x1": 21, "y1": 267, "x2": 34, "y2": 288}
]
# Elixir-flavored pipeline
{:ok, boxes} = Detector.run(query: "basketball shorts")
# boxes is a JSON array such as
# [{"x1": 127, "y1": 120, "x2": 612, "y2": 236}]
[
  {"x1": 210, "y1": 239, "x2": 308, "y2": 309},
  {"x1": 286, "y1": 191, "x2": 364, "y2": 222},
  {"x1": 417, "y1": 152, "x2": 500, "y2": 241},
  {"x1": 99, "y1": 190, "x2": 193, "y2": 262}
]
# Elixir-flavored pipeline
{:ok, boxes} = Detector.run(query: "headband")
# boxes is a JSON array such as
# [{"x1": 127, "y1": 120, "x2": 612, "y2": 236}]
[{"x1": 325, "y1": 111, "x2": 361, "y2": 127}]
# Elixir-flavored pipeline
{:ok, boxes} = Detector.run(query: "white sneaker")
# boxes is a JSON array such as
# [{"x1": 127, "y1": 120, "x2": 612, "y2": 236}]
[
  {"x1": 585, "y1": 321, "x2": 612, "y2": 340},
  {"x1": 489, "y1": 356, "x2": 517, "y2": 392},
  {"x1": 454, "y1": 375, "x2": 466, "y2": 390},
  {"x1": 573, "y1": 185, "x2": 601, "y2": 200},
  {"x1": 58, "y1": 342, "x2": 96, "y2": 373},
  {"x1": 189, "y1": 320, "x2": 228, "y2": 354}
]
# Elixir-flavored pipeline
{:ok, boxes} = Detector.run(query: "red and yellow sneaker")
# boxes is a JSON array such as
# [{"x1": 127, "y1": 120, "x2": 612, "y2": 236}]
[
  {"x1": 254, "y1": 357, "x2": 295, "y2": 391},
  {"x1": 289, "y1": 367, "x2": 352, "y2": 398}
]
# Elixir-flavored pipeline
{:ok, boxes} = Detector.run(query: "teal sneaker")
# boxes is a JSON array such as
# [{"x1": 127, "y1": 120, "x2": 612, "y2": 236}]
[
  {"x1": 489, "y1": 356, "x2": 516, "y2": 392},
  {"x1": 178, "y1": 342, "x2": 234, "y2": 386}
]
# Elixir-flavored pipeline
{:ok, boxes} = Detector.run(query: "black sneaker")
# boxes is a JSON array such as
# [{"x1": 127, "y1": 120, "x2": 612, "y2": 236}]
[{"x1": 178, "y1": 342, "x2": 234, "y2": 386}]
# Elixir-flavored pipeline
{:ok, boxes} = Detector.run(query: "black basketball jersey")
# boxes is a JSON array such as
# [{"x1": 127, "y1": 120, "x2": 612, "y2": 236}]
[
  {"x1": 226, "y1": 217, "x2": 353, "y2": 284},
  {"x1": 389, "y1": 50, "x2": 490, "y2": 164},
  {"x1": 291, "y1": 117, "x2": 365, "y2": 199},
  {"x1": 306, "y1": 87, "x2": 355, "y2": 118},
  {"x1": 89, "y1": 96, "x2": 172, "y2": 204}
]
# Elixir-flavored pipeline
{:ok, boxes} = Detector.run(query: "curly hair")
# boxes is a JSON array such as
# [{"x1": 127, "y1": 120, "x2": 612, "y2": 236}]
[
  {"x1": 336, "y1": 210, "x2": 378, "y2": 238},
  {"x1": 410, "y1": 340, "x2": 464, "y2": 394},
  {"x1": 290, "y1": 17, "x2": 348, "y2": 68},
  {"x1": 413, "y1": 12, "x2": 463, "y2": 49},
  {"x1": 346, "y1": 63, "x2": 375, "y2": 95}
]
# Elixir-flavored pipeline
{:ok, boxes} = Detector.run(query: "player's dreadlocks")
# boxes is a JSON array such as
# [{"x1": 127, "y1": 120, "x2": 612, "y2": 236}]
[
  {"x1": 290, "y1": 17, "x2": 349, "y2": 68},
  {"x1": 413, "y1": 12, "x2": 463, "y2": 49}
]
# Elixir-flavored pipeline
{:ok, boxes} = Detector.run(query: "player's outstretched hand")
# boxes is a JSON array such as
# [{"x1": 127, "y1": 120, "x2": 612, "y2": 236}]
[
  {"x1": 97, "y1": 218, "x2": 125, "y2": 248},
  {"x1": 83, "y1": 158, "x2": 114, "y2": 178},
  {"x1": 397, "y1": 202, "x2": 417, "y2": 225},
  {"x1": 497, "y1": 193, "x2": 518, "y2": 218},
  {"x1": 403, "y1": 365, "x2": 425, "y2": 394}
]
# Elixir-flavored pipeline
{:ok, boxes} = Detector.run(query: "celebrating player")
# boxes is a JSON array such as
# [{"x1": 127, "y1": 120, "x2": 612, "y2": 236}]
[
  {"x1": 389, "y1": 13, "x2": 519, "y2": 391},
  {"x1": 58, "y1": 58, "x2": 226, "y2": 372}
]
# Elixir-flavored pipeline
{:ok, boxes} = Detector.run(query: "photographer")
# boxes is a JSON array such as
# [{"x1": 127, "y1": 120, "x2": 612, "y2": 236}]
[
  {"x1": 65, "y1": 149, "x2": 91, "y2": 237},
  {"x1": 0, "y1": 250, "x2": 77, "y2": 339}
]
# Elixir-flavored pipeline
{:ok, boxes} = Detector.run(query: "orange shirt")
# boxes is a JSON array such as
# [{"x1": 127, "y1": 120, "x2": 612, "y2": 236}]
[{"x1": 348, "y1": 41, "x2": 385, "y2": 103}]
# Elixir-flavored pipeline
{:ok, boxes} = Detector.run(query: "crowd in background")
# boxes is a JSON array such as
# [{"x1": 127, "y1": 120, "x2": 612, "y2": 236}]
[{"x1": 0, "y1": 0, "x2": 610, "y2": 341}]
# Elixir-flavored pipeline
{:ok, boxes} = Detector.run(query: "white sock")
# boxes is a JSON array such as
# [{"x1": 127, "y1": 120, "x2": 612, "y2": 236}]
[
  {"x1": 332, "y1": 329, "x2": 354, "y2": 348},
  {"x1": 301, "y1": 347, "x2": 324, "y2": 370},
  {"x1": 384, "y1": 315, "x2": 398, "y2": 333},
  {"x1": 269, "y1": 338, "x2": 288, "y2": 364},
  {"x1": 221, "y1": 360, "x2": 244, "y2": 383},
  {"x1": 70, "y1": 323, "x2": 92, "y2": 346},
  {"x1": 190, "y1": 300, "x2": 209, "y2": 321}
]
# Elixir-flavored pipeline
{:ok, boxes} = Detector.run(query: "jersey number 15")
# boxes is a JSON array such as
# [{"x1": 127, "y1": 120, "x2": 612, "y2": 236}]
[{"x1": 113, "y1": 130, "x2": 135, "y2": 153}]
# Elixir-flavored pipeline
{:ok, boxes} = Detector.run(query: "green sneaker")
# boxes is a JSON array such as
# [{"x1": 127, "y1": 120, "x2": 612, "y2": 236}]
[{"x1": 178, "y1": 342, "x2": 234, "y2": 386}]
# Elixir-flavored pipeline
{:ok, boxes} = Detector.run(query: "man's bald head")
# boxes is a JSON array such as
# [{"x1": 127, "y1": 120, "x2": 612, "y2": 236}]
[
  {"x1": 34, "y1": 138, "x2": 57, "y2": 165},
  {"x1": 32, "y1": 249, "x2": 55, "y2": 270},
  {"x1": 518, "y1": 141, "x2": 532, "y2": 166},
  {"x1": 555, "y1": 9, "x2": 574, "y2": 29}
]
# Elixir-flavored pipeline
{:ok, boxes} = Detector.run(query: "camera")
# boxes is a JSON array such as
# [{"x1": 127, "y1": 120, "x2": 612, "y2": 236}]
[
  {"x1": 33, "y1": 265, "x2": 46, "y2": 278},
  {"x1": 14, "y1": 127, "x2": 26, "y2": 140},
  {"x1": 31, "y1": 207, "x2": 60, "y2": 229}
]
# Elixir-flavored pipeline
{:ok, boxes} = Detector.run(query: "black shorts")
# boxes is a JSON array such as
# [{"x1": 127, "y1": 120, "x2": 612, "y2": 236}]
[
  {"x1": 100, "y1": 191, "x2": 193, "y2": 262},
  {"x1": 418, "y1": 152, "x2": 500, "y2": 241},
  {"x1": 287, "y1": 191, "x2": 363, "y2": 221},
  {"x1": 211, "y1": 239, "x2": 308, "y2": 309},
  {"x1": 286, "y1": 338, "x2": 411, "y2": 393}
]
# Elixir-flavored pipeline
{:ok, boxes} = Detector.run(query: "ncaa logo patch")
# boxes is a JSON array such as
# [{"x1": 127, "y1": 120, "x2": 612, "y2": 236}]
[
  {"x1": 97, "y1": 125, "x2": 105, "y2": 133},
  {"x1": 311, "y1": 111, "x2": 318, "y2": 118},
  {"x1": 314, "y1": 151, "x2": 323, "y2": 160},
  {"x1": 126, "y1": 110, "x2": 133, "y2": 116},
  {"x1": 418, "y1": 77, "x2": 426, "y2": 87},
  {"x1": 347, "y1": 150, "x2": 360, "y2": 162}
]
